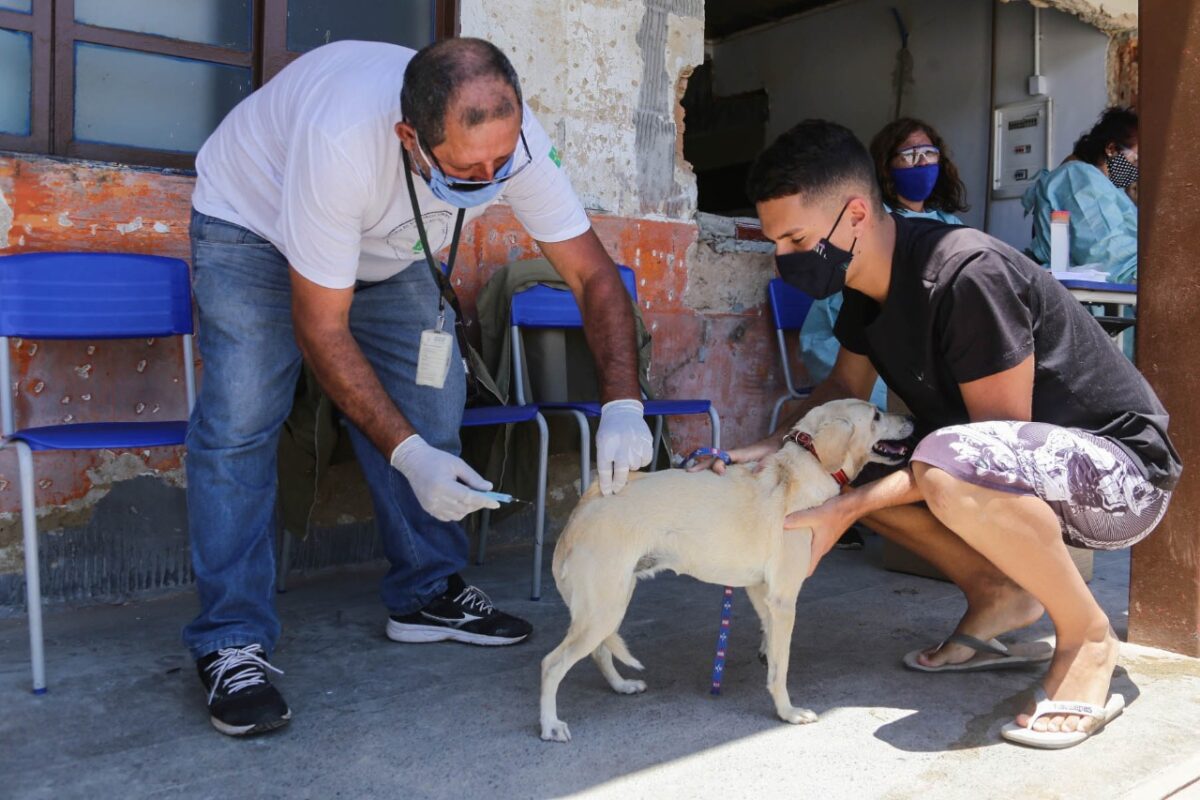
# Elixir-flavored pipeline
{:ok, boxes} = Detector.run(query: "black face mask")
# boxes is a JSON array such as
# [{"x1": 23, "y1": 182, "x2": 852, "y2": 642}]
[
  {"x1": 1106, "y1": 150, "x2": 1138, "y2": 189},
  {"x1": 775, "y1": 201, "x2": 856, "y2": 299}
]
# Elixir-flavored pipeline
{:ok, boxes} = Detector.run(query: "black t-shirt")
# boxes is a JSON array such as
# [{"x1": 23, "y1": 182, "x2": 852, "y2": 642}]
[{"x1": 834, "y1": 214, "x2": 1182, "y2": 490}]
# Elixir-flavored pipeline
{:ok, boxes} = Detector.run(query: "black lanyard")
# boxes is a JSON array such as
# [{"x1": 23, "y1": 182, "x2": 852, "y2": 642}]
[{"x1": 402, "y1": 147, "x2": 466, "y2": 320}]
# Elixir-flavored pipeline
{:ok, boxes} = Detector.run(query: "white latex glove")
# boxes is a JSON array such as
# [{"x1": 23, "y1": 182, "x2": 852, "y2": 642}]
[
  {"x1": 595, "y1": 399, "x2": 654, "y2": 496},
  {"x1": 390, "y1": 434, "x2": 500, "y2": 522}
]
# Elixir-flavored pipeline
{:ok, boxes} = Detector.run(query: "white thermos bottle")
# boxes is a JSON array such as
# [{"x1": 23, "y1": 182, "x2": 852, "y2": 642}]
[{"x1": 1050, "y1": 210, "x2": 1070, "y2": 271}]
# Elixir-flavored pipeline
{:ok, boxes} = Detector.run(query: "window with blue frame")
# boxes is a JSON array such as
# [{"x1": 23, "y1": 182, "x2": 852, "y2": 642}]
[{"x1": 0, "y1": 0, "x2": 454, "y2": 170}]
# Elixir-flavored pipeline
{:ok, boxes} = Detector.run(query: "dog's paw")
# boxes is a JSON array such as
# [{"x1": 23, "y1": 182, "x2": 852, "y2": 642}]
[
  {"x1": 540, "y1": 720, "x2": 572, "y2": 742},
  {"x1": 777, "y1": 706, "x2": 819, "y2": 725},
  {"x1": 612, "y1": 678, "x2": 647, "y2": 695}
]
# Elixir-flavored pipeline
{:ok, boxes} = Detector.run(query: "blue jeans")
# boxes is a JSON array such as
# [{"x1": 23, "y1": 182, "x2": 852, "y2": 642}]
[{"x1": 182, "y1": 210, "x2": 468, "y2": 659}]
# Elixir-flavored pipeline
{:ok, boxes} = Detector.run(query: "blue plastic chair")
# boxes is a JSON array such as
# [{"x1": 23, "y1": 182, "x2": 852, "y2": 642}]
[
  {"x1": 0, "y1": 252, "x2": 196, "y2": 694},
  {"x1": 767, "y1": 278, "x2": 816, "y2": 433},
  {"x1": 509, "y1": 265, "x2": 720, "y2": 490},
  {"x1": 462, "y1": 404, "x2": 549, "y2": 600}
]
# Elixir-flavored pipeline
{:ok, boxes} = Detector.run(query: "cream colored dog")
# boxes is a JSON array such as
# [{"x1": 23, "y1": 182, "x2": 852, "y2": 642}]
[{"x1": 540, "y1": 399, "x2": 914, "y2": 742}]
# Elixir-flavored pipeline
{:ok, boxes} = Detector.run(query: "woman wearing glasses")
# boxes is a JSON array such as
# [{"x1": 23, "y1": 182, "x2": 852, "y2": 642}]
[
  {"x1": 1022, "y1": 107, "x2": 1139, "y2": 283},
  {"x1": 870, "y1": 117, "x2": 970, "y2": 226}
]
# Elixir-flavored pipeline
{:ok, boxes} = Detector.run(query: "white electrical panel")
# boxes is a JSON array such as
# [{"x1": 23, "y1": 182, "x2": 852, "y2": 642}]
[{"x1": 992, "y1": 97, "x2": 1052, "y2": 199}]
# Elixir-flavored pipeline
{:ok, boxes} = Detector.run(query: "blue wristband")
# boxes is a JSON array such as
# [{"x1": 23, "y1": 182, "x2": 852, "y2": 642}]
[{"x1": 683, "y1": 447, "x2": 732, "y2": 469}]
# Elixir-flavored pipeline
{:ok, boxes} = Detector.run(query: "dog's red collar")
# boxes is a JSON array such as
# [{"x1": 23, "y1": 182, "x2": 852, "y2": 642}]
[{"x1": 782, "y1": 430, "x2": 850, "y2": 486}]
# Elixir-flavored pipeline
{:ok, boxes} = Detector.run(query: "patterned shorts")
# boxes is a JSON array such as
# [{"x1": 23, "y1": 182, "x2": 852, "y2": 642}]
[{"x1": 910, "y1": 421, "x2": 1171, "y2": 551}]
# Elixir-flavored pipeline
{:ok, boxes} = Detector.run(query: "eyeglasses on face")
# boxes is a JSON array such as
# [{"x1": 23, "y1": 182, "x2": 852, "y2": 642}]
[
  {"x1": 894, "y1": 144, "x2": 941, "y2": 167},
  {"x1": 415, "y1": 130, "x2": 533, "y2": 191}
]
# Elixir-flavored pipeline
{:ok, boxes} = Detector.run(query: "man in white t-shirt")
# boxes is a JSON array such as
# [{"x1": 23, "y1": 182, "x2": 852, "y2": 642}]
[{"x1": 184, "y1": 38, "x2": 653, "y2": 737}]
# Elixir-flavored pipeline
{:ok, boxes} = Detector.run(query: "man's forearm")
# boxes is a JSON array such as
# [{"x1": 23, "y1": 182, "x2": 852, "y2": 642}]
[
  {"x1": 538, "y1": 230, "x2": 641, "y2": 404},
  {"x1": 841, "y1": 468, "x2": 923, "y2": 520},
  {"x1": 295, "y1": 324, "x2": 413, "y2": 457},
  {"x1": 579, "y1": 268, "x2": 641, "y2": 403}
]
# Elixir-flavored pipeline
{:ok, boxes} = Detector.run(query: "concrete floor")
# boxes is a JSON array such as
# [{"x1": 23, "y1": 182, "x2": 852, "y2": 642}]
[{"x1": 2, "y1": 536, "x2": 1199, "y2": 800}]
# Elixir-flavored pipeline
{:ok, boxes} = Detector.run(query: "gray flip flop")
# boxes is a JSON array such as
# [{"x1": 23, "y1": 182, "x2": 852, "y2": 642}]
[{"x1": 902, "y1": 633, "x2": 1054, "y2": 673}]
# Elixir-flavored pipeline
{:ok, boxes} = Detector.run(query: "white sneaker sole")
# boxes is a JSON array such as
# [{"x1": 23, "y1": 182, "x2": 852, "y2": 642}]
[
  {"x1": 210, "y1": 709, "x2": 292, "y2": 737},
  {"x1": 386, "y1": 619, "x2": 527, "y2": 646}
]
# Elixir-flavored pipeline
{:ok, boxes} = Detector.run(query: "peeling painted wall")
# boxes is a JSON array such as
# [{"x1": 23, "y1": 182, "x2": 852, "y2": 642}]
[
  {"x1": 1108, "y1": 31, "x2": 1139, "y2": 109},
  {"x1": 459, "y1": 0, "x2": 704, "y2": 219},
  {"x1": 453, "y1": 206, "x2": 790, "y2": 450},
  {"x1": 1006, "y1": 0, "x2": 1137, "y2": 33},
  {"x1": 0, "y1": 187, "x2": 13, "y2": 249},
  {"x1": 0, "y1": 157, "x2": 194, "y2": 577}
]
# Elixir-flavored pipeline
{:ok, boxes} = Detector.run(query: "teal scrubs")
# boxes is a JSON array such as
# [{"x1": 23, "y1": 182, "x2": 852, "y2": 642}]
[
  {"x1": 798, "y1": 207, "x2": 964, "y2": 410},
  {"x1": 1021, "y1": 161, "x2": 1138, "y2": 284}
]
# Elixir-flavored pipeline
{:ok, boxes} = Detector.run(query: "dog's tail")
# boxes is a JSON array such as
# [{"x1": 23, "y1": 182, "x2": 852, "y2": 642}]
[{"x1": 603, "y1": 634, "x2": 644, "y2": 671}]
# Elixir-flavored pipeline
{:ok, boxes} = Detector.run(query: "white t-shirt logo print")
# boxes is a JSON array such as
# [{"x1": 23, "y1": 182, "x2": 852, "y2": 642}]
[{"x1": 385, "y1": 211, "x2": 455, "y2": 260}]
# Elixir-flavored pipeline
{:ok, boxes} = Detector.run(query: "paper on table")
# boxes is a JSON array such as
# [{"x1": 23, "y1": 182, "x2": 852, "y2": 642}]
[{"x1": 1051, "y1": 264, "x2": 1109, "y2": 283}]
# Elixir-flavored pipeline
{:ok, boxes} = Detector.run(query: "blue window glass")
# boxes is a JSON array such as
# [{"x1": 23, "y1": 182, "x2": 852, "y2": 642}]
[
  {"x1": 75, "y1": 0, "x2": 252, "y2": 51},
  {"x1": 286, "y1": 0, "x2": 435, "y2": 52},
  {"x1": 0, "y1": 1, "x2": 32, "y2": 14},
  {"x1": 0, "y1": 28, "x2": 32, "y2": 136},
  {"x1": 74, "y1": 43, "x2": 251, "y2": 153}
]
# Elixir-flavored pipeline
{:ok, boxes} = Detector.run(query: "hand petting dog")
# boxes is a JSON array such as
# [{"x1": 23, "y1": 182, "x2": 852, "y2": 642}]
[{"x1": 785, "y1": 493, "x2": 857, "y2": 576}]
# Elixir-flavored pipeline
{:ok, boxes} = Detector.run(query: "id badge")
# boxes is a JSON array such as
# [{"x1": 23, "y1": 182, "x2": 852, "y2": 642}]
[{"x1": 416, "y1": 317, "x2": 454, "y2": 389}]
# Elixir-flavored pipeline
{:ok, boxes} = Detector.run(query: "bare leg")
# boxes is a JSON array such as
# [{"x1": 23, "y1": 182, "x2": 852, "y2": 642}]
[
  {"x1": 864, "y1": 501, "x2": 1045, "y2": 667},
  {"x1": 914, "y1": 464, "x2": 1119, "y2": 733}
]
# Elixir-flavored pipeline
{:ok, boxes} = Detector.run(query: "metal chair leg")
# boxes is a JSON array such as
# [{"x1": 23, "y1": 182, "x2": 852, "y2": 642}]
[
  {"x1": 532, "y1": 413, "x2": 549, "y2": 600},
  {"x1": 572, "y1": 410, "x2": 590, "y2": 494},
  {"x1": 276, "y1": 529, "x2": 293, "y2": 594},
  {"x1": 476, "y1": 508, "x2": 491, "y2": 566},
  {"x1": 708, "y1": 406, "x2": 722, "y2": 450},
  {"x1": 650, "y1": 416, "x2": 664, "y2": 471},
  {"x1": 769, "y1": 393, "x2": 789, "y2": 435},
  {"x1": 16, "y1": 442, "x2": 46, "y2": 694}
]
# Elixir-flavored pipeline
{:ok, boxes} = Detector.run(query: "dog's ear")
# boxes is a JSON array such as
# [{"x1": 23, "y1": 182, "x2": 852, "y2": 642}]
[{"x1": 812, "y1": 417, "x2": 854, "y2": 471}]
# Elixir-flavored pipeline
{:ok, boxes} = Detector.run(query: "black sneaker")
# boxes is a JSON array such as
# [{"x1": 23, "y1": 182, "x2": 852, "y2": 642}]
[
  {"x1": 197, "y1": 644, "x2": 291, "y2": 736},
  {"x1": 386, "y1": 574, "x2": 532, "y2": 646}
]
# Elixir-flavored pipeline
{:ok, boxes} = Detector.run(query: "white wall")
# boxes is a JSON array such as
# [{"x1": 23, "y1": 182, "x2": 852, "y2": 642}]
[
  {"x1": 711, "y1": 0, "x2": 992, "y2": 229},
  {"x1": 989, "y1": 0, "x2": 1111, "y2": 246},
  {"x1": 709, "y1": 0, "x2": 1113, "y2": 247}
]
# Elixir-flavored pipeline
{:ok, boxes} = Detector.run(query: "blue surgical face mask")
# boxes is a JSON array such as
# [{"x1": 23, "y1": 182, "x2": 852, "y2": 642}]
[
  {"x1": 414, "y1": 137, "x2": 517, "y2": 209},
  {"x1": 424, "y1": 154, "x2": 513, "y2": 208},
  {"x1": 890, "y1": 163, "x2": 939, "y2": 203}
]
